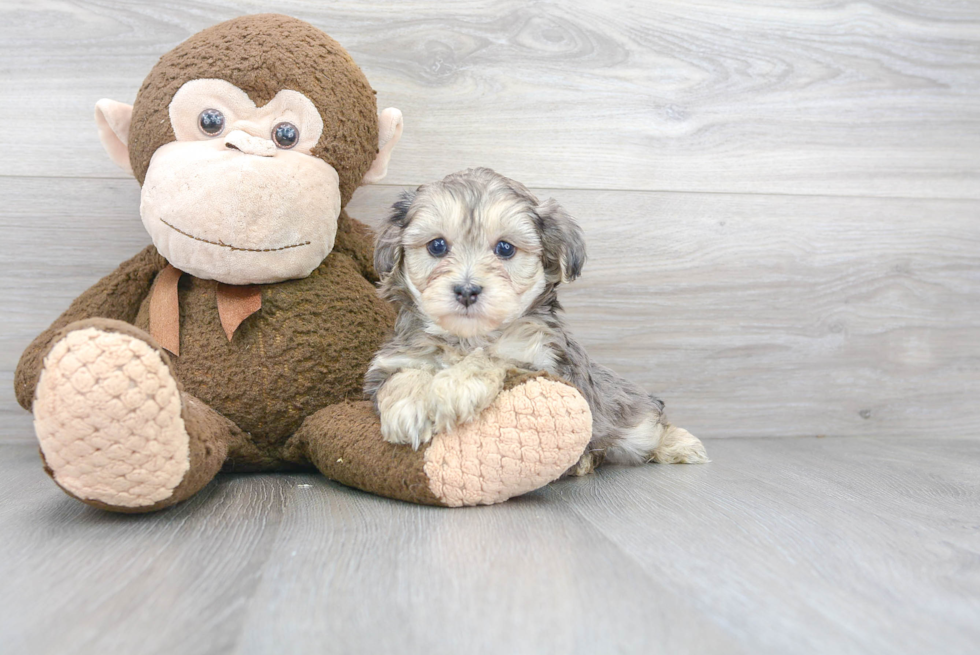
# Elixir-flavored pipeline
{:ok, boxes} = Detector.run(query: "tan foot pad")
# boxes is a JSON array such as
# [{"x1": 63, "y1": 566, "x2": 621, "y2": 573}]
[
  {"x1": 33, "y1": 327, "x2": 190, "y2": 508},
  {"x1": 423, "y1": 377, "x2": 592, "y2": 507}
]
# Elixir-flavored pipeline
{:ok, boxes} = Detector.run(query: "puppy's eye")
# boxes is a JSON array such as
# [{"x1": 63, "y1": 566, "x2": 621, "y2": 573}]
[
  {"x1": 427, "y1": 238, "x2": 449, "y2": 257},
  {"x1": 198, "y1": 109, "x2": 225, "y2": 136},
  {"x1": 273, "y1": 122, "x2": 299, "y2": 149},
  {"x1": 494, "y1": 240, "x2": 516, "y2": 259}
]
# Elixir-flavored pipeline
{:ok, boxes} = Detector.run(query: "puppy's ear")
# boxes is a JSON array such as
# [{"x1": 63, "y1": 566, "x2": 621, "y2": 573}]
[
  {"x1": 535, "y1": 198, "x2": 587, "y2": 284},
  {"x1": 374, "y1": 190, "x2": 416, "y2": 277}
]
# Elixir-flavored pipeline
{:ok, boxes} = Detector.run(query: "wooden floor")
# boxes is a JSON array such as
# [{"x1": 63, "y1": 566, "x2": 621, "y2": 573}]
[
  {"x1": 1, "y1": 437, "x2": 977, "y2": 655},
  {"x1": 2, "y1": 2, "x2": 979, "y2": 654}
]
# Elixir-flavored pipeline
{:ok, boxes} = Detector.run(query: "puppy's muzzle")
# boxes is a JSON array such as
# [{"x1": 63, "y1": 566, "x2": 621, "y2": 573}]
[{"x1": 453, "y1": 283, "x2": 482, "y2": 308}]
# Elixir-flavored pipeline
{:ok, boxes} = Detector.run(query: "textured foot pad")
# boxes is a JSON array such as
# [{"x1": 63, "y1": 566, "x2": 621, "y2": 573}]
[
  {"x1": 34, "y1": 327, "x2": 190, "y2": 508},
  {"x1": 423, "y1": 377, "x2": 592, "y2": 507}
]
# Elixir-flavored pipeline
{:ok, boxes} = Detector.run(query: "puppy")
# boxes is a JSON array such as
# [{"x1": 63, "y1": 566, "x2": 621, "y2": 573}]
[{"x1": 364, "y1": 168, "x2": 707, "y2": 473}]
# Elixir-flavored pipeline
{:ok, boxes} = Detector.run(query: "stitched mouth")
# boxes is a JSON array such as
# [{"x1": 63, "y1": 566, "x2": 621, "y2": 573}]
[{"x1": 160, "y1": 219, "x2": 311, "y2": 253}]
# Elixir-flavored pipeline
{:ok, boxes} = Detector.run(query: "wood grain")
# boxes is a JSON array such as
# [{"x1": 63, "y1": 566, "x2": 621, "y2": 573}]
[
  {"x1": 556, "y1": 436, "x2": 980, "y2": 655},
  {"x1": 0, "y1": 0, "x2": 978, "y2": 197},
  {"x1": 1, "y1": 437, "x2": 977, "y2": 654},
  {"x1": 0, "y1": 444, "x2": 294, "y2": 655},
  {"x1": 231, "y1": 470, "x2": 742, "y2": 655},
  {"x1": 3, "y1": 177, "x2": 977, "y2": 442},
  {"x1": 2, "y1": 4, "x2": 978, "y2": 654}
]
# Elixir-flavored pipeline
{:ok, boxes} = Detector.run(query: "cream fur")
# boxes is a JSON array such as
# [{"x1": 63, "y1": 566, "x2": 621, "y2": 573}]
[
  {"x1": 375, "y1": 349, "x2": 508, "y2": 448},
  {"x1": 368, "y1": 168, "x2": 708, "y2": 469},
  {"x1": 649, "y1": 426, "x2": 709, "y2": 464},
  {"x1": 400, "y1": 185, "x2": 546, "y2": 339},
  {"x1": 428, "y1": 348, "x2": 507, "y2": 435},
  {"x1": 376, "y1": 368, "x2": 435, "y2": 450}
]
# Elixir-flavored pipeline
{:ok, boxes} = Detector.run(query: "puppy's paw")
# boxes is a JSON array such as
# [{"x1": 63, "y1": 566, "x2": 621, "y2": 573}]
[
  {"x1": 376, "y1": 369, "x2": 436, "y2": 450},
  {"x1": 429, "y1": 356, "x2": 506, "y2": 434},
  {"x1": 380, "y1": 396, "x2": 433, "y2": 450},
  {"x1": 568, "y1": 450, "x2": 600, "y2": 477},
  {"x1": 650, "y1": 426, "x2": 709, "y2": 464}
]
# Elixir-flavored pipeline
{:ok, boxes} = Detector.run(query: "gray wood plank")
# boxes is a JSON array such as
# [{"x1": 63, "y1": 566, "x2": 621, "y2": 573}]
[
  {"x1": 0, "y1": 0, "x2": 978, "y2": 197},
  {"x1": 3, "y1": 177, "x2": 978, "y2": 441},
  {"x1": 0, "y1": 444, "x2": 292, "y2": 655},
  {"x1": 231, "y1": 474, "x2": 743, "y2": 655},
  {"x1": 553, "y1": 436, "x2": 980, "y2": 655},
  {"x1": 1, "y1": 437, "x2": 977, "y2": 654}
]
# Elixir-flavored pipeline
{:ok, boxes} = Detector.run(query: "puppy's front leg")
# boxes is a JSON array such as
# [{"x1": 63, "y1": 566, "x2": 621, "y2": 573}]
[
  {"x1": 429, "y1": 348, "x2": 507, "y2": 434},
  {"x1": 376, "y1": 369, "x2": 435, "y2": 450}
]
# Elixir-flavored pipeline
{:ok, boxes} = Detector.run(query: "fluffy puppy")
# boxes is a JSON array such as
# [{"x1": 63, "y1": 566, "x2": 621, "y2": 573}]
[{"x1": 364, "y1": 168, "x2": 707, "y2": 472}]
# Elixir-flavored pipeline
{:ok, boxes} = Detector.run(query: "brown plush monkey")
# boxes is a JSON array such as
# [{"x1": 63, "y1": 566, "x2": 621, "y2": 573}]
[{"x1": 14, "y1": 14, "x2": 591, "y2": 511}]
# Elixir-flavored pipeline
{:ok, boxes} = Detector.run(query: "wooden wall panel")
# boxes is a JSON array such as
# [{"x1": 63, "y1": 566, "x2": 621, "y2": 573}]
[
  {"x1": 3, "y1": 178, "x2": 977, "y2": 441},
  {"x1": 0, "y1": 1, "x2": 977, "y2": 197},
  {"x1": 1, "y1": 1, "x2": 977, "y2": 442}
]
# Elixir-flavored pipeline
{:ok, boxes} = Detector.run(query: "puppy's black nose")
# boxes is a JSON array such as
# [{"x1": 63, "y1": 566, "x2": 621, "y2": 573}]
[{"x1": 454, "y1": 283, "x2": 482, "y2": 307}]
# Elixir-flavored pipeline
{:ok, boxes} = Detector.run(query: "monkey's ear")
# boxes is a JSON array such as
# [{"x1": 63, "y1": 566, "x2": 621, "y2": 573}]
[
  {"x1": 362, "y1": 108, "x2": 403, "y2": 185},
  {"x1": 94, "y1": 99, "x2": 134, "y2": 175},
  {"x1": 536, "y1": 198, "x2": 587, "y2": 284}
]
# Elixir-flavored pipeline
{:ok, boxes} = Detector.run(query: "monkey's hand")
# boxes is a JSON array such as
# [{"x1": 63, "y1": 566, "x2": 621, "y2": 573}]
[
  {"x1": 376, "y1": 369, "x2": 435, "y2": 450},
  {"x1": 429, "y1": 348, "x2": 507, "y2": 435}
]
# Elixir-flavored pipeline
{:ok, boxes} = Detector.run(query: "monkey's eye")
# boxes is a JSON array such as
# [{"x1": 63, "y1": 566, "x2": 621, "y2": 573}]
[
  {"x1": 198, "y1": 109, "x2": 225, "y2": 136},
  {"x1": 273, "y1": 122, "x2": 299, "y2": 149},
  {"x1": 494, "y1": 240, "x2": 516, "y2": 259},
  {"x1": 427, "y1": 238, "x2": 449, "y2": 258}
]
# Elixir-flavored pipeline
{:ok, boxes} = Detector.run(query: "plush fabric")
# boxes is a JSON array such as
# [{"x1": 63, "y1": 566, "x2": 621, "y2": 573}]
[
  {"x1": 423, "y1": 376, "x2": 592, "y2": 507},
  {"x1": 141, "y1": 137, "x2": 342, "y2": 285},
  {"x1": 34, "y1": 323, "x2": 189, "y2": 508},
  {"x1": 293, "y1": 375, "x2": 592, "y2": 507},
  {"x1": 168, "y1": 81, "x2": 325, "y2": 154},
  {"x1": 149, "y1": 264, "x2": 183, "y2": 354},
  {"x1": 15, "y1": 14, "x2": 594, "y2": 512},
  {"x1": 214, "y1": 282, "x2": 263, "y2": 341},
  {"x1": 128, "y1": 14, "x2": 378, "y2": 206},
  {"x1": 131, "y1": 245, "x2": 395, "y2": 451},
  {"x1": 15, "y1": 246, "x2": 169, "y2": 411}
]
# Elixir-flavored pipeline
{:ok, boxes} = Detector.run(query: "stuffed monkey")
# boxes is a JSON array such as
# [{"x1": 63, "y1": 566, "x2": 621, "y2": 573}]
[{"x1": 14, "y1": 14, "x2": 591, "y2": 511}]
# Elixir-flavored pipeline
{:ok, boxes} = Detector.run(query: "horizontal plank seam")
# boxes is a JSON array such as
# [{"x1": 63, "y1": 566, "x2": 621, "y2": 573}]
[{"x1": 1, "y1": 174, "x2": 978, "y2": 203}]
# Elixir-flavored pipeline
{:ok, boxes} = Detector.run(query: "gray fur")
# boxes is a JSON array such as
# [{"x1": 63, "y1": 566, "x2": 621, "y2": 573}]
[
  {"x1": 366, "y1": 168, "x2": 680, "y2": 466},
  {"x1": 535, "y1": 198, "x2": 587, "y2": 283},
  {"x1": 373, "y1": 190, "x2": 415, "y2": 276}
]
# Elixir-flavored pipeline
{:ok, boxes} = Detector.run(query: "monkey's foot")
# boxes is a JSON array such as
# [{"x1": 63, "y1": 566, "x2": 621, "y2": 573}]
[
  {"x1": 299, "y1": 374, "x2": 592, "y2": 507},
  {"x1": 33, "y1": 324, "x2": 190, "y2": 509},
  {"x1": 423, "y1": 375, "x2": 592, "y2": 507}
]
